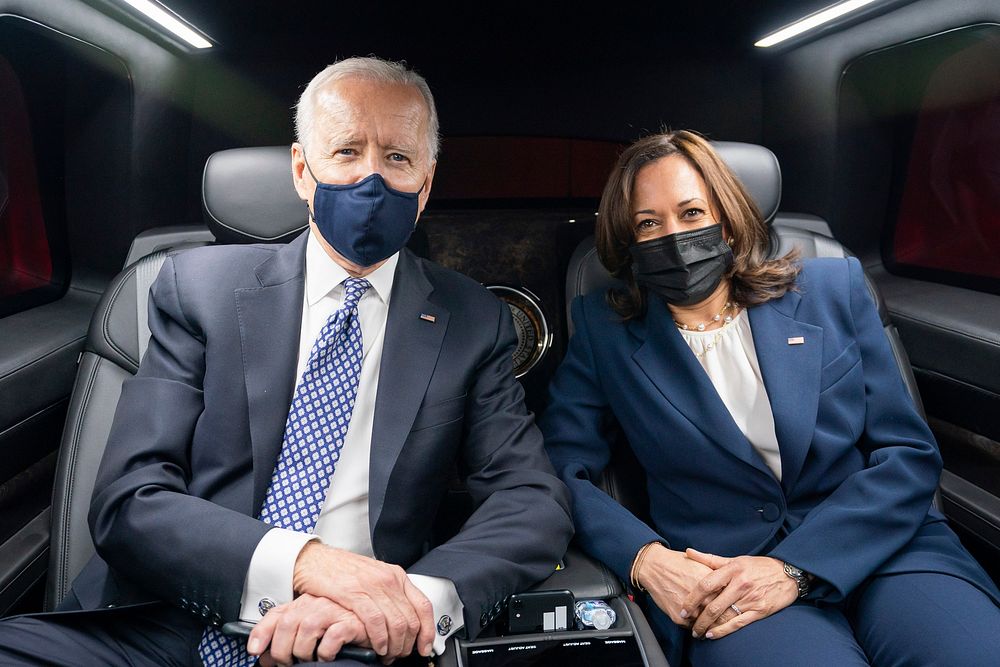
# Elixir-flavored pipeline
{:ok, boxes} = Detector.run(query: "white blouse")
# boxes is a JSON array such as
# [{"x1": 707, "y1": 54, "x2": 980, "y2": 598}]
[{"x1": 679, "y1": 309, "x2": 783, "y2": 481}]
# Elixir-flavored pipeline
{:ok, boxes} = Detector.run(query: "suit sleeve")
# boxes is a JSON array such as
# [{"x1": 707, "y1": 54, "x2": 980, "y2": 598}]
[
  {"x1": 406, "y1": 298, "x2": 574, "y2": 640},
  {"x1": 768, "y1": 257, "x2": 942, "y2": 602},
  {"x1": 89, "y1": 256, "x2": 271, "y2": 621},
  {"x1": 541, "y1": 297, "x2": 667, "y2": 585}
]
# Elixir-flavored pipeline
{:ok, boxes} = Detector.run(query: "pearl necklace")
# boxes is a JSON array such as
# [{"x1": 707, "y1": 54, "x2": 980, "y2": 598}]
[
  {"x1": 691, "y1": 330, "x2": 726, "y2": 359},
  {"x1": 674, "y1": 302, "x2": 736, "y2": 332}
]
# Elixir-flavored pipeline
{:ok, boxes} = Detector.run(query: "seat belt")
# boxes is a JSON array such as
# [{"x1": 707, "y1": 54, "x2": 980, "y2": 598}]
[{"x1": 135, "y1": 250, "x2": 169, "y2": 364}]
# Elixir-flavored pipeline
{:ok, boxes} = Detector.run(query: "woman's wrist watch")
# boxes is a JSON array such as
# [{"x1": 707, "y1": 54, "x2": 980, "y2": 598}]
[{"x1": 782, "y1": 562, "x2": 811, "y2": 598}]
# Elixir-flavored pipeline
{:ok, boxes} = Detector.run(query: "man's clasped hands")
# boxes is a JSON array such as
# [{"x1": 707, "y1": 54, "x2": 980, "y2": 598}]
[{"x1": 249, "y1": 542, "x2": 436, "y2": 666}]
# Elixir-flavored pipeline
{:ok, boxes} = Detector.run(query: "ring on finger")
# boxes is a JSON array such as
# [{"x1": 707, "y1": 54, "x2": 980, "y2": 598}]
[{"x1": 729, "y1": 604, "x2": 742, "y2": 616}]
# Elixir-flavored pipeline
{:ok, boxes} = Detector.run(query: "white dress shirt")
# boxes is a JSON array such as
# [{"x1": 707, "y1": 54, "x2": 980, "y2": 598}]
[
  {"x1": 680, "y1": 310, "x2": 783, "y2": 480},
  {"x1": 239, "y1": 230, "x2": 464, "y2": 654}
]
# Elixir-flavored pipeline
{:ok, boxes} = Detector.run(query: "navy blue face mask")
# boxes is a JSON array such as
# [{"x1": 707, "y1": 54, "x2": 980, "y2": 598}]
[{"x1": 304, "y1": 156, "x2": 423, "y2": 267}]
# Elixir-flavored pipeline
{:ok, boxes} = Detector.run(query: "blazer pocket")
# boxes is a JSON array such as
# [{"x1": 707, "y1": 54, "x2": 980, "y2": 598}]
[
  {"x1": 409, "y1": 393, "x2": 467, "y2": 432},
  {"x1": 819, "y1": 341, "x2": 861, "y2": 393}
]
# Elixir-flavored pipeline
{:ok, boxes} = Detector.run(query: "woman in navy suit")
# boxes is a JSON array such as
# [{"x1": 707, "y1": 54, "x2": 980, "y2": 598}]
[{"x1": 541, "y1": 130, "x2": 1000, "y2": 666}]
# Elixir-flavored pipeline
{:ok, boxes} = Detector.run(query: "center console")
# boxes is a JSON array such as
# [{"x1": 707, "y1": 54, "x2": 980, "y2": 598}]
[{"x1": 437, "y1": 547, "x2": 670, "y2": 667}]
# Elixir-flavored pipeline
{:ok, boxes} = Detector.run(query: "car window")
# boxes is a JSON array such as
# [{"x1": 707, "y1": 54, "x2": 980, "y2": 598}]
[{"x1": 843, "y1": 24, "x2": 1000, "y2": 295}]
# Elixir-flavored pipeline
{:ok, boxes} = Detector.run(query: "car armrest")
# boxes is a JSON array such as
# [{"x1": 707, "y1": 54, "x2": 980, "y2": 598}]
[
  {"x1": 435, "y1": 544, "x2": 670, "y2": 666},
  {"x1": 527, "y1": 543, "x2": 623, "y2": 599}
]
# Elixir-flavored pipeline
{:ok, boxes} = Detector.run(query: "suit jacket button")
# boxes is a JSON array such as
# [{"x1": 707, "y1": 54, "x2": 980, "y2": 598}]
[
  {"x1": 760, "y1": 503, "x2": 781, "y2": 522},
  {"x1": 480, "y1": 612, "x2": 489, "y2": 628}
]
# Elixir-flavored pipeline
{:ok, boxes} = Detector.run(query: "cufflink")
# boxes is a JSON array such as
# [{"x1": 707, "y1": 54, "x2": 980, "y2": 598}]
[
  {"x1": 258, "y1": 597, "x2": 276, "y2": 616},
  {"x1": 437, "y1": 615, "x2": 452, "y2": 636}
]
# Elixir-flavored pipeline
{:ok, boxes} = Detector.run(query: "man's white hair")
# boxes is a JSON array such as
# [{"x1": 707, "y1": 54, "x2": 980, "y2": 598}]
[{"x1": 295, "y1": 56, "x2": 440, "y2": 160}]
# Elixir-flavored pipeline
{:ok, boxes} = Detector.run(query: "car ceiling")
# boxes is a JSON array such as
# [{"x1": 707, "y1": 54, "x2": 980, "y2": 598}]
[{"x1": 165, "y1": 1, "x2": 834, "y2": 72}]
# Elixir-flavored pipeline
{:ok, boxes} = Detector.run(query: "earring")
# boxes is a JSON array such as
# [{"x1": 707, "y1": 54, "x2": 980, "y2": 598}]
[{"x1": 727, "y1": 237, "x2": 734, "y2": 245}]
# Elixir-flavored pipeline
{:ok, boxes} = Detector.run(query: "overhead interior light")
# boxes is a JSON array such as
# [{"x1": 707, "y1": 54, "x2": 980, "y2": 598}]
[
  {"x1": 118, "y1": 0, "x2": 213, "y2": 49},
  {"x1": 755, "y1": 0, "x2": 880, "y2": 48}
]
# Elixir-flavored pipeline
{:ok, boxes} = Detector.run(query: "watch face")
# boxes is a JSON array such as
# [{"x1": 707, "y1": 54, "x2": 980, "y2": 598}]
[
  {"x1": 485, "y1": 286, "x2": 551, "y2": 378},
  {"x1": 783, "y1": 562, "x2": 809, "y2": 597}
]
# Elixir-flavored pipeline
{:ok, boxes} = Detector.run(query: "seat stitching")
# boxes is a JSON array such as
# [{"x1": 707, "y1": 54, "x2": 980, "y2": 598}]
[
  {"x1": 58, "y1": 355, "x2": 103, "y2": 601},
  {"x1": 102, "y1": 265, "x2": 140, "y2": 370}
]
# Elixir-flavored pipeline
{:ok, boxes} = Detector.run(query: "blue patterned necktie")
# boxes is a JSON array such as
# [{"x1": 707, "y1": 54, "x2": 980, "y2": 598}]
[{"x1": 198, "y1": 277, "x2": 371, "y2": 666}]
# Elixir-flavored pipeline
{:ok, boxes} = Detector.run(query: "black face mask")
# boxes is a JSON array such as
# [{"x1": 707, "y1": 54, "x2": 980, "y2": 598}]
[{"x1": 629, "y1": 223, "x2": 733, "y2": 306}]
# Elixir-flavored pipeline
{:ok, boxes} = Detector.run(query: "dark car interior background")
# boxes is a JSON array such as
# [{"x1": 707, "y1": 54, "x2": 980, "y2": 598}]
[{"x1": 1, "y1": 0, "x2": 998, "y2": 659}]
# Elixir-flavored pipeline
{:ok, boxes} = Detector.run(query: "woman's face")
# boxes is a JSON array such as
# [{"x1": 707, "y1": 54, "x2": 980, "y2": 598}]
[{"x1": 630, "y1": 155, "x2": 720, "y2": 243}]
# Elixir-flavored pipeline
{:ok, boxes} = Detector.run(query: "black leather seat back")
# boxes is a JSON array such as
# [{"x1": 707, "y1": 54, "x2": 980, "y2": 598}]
[
  {"x1": 564, "y1": 142, "x2": 926, "y2": 521},
  {"x1": 47, "y1": 254, "x2": 166, "y2": 608},
  {"x1": 45, "y1": 147, "x2": 307, "y2": 609}
]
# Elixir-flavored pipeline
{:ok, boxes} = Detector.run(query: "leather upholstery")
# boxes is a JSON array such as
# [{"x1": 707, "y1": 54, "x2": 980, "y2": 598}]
[
  {"x1": 710, "y1": 141, "x2": 781, "y2": 224},
  {"x1": 45, "y1": 253, "x2": 173, "y2": 607},
  {"x1": 46, "y1": 354, "x2": 132, "y2": 608},
  {"x1": 202, "y1": 146, "x2": 308, "y2": 244}
]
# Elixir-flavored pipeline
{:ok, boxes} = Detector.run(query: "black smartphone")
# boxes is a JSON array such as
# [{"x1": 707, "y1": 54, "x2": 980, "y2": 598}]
[
  {"x1": 506, "y1": 589, "x2": 575, "y2": 634},
  {"x1": 220, "y1": 620, "x2": 379, "y2": 664}
]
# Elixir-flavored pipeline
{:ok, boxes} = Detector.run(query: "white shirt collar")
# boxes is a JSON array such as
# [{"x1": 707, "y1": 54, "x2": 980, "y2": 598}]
[{"x1": 305, "y1": 229, "x2": 398, "y2": 307}]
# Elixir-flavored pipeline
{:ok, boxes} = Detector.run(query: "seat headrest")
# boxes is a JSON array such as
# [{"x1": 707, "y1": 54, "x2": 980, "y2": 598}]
[
  {"x1": 202, "y1": 146, "x2": 309, "y2": 244},
  {"x1": 711, "y1": 141, "x2": 781, "y2": 224}
]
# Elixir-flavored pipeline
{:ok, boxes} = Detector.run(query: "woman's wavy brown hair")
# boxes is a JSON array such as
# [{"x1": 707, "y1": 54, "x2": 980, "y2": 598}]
[{"x1": 596, "y1": 130, "x2": 801, "y2": 320}]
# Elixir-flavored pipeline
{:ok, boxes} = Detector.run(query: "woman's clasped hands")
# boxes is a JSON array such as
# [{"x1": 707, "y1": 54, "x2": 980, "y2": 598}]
[{"x1": 635, "y1": 544, "x2": 799, "y2": 641}]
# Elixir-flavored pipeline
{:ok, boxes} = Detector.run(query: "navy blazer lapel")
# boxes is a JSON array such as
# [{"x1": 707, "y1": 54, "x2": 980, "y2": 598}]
[
  {"x1": 369, "y1": 249, "x2": 449, "y2": 543},
  {"x1": 747, "y1": 291, "x2": 822, "y2": 493},
  {"x1": 631, "y1": 296, "x2": 773, "y2": 478},
  {"x1": 235, "y1": 232, "x2": 307, "y2": 514}
]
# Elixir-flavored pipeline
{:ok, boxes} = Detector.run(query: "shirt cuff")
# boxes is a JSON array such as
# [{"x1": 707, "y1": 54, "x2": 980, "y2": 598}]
[
  {"x1": 239, "y1": 528, "x2": 318, "y2": 622},
  {"x1": 408, "y1": 574, "x2": 464, "y2": 656}
]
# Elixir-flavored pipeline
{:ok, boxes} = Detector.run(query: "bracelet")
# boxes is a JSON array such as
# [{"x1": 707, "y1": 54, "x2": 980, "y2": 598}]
[{"x1": 630, "y1": 542, "x2": 657, "y2": 592}]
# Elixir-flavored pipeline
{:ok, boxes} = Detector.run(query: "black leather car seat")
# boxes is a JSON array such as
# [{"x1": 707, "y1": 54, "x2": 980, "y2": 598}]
[
  {"x1": 45, "y1": 146, "x2": 308, "y2": 609},
  {"x1": 564, "y1": 140, "x2": 927, "y2": 523}
]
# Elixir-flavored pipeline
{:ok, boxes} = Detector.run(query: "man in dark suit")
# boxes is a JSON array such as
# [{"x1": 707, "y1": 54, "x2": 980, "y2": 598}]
[{"x1": 0, "y1": 56, "x2": 572, "y2": 666}]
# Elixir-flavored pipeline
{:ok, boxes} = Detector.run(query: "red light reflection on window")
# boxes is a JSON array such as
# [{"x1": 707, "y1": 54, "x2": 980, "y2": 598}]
[
  {"x1": 0, "y1": 55, "x2": 52, "y2": 298},
  {"x1": 894, "y1": 36, "x2": 1000, "y2": 280}
]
